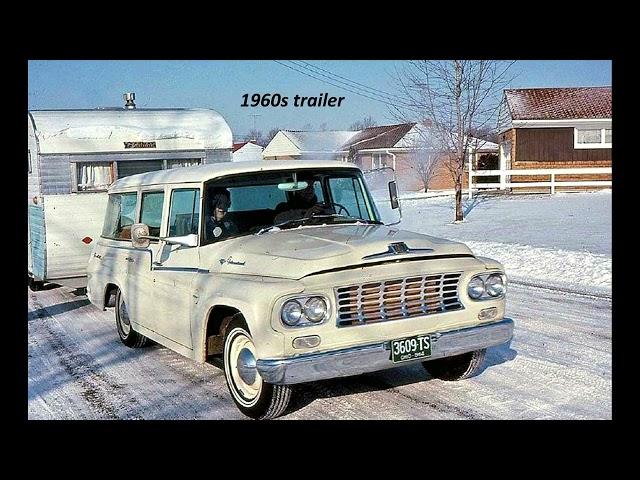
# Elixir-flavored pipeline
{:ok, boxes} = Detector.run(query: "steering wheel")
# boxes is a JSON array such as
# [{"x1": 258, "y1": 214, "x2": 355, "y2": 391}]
[{"x1": 305, "y1": 201, "x2": 351, "y2": 218}]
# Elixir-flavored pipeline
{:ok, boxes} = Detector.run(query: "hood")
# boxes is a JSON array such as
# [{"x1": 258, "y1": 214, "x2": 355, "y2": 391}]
[{"x1": 202, "y1": 224, "x2": 475, "y2": 280}]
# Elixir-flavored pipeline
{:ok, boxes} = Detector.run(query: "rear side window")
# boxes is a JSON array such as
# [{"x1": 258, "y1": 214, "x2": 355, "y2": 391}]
[
  {"x1": 102, "y1": 192, "x2": 138, "y2": 240},
  {"x1": 168, "y1": 189, "x2": 200, "y2": 237},
  {"x1": 140, "y1": 191, "x2": 164, "y2": 238}
]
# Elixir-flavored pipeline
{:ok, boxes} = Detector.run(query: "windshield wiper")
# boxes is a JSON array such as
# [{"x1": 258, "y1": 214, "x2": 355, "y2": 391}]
[{"x1": 256, "y1": 214, "x2": 381, "y2": 235}]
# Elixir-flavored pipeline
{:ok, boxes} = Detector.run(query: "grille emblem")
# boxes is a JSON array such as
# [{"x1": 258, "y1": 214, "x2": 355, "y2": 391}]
[{"x1": 388, "y1": 242, "x2": 409, "y2": 254}]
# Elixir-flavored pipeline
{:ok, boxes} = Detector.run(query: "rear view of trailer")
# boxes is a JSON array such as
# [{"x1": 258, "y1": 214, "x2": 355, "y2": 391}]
[{"x1": 27, "y1": 101, "x2": 233, "y2": 289}]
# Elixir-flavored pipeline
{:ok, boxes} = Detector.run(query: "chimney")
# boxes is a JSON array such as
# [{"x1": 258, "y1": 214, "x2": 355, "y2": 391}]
[{"x1": 123, "y1": 92, "x2": 136, "y2": 109}]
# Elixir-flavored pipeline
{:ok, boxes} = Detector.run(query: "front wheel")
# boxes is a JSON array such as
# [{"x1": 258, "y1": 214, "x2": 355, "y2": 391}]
[
  {"x1": 223, "y1": 316, "x2": 292, "y2": 419},
  {"x1": 115, "y1": 289, "x2": 149, "y2": 348},
  {"x1": 422, "y1": 349, "x2": 486, "y2": 381}
]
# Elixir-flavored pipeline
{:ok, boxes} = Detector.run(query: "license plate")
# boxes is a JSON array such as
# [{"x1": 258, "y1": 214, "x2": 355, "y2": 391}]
[{"x1": 390, "y1": 335, "x2": 431, "y2": 363}]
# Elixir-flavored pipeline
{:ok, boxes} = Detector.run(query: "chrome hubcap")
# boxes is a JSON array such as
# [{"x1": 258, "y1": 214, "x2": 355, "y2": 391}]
[
  {"x1": 119, "y1": 300, "x2": 131, "y2": 336},
  {"x1": 237, "y1": 348, "x2": 257, "y2": 385}
]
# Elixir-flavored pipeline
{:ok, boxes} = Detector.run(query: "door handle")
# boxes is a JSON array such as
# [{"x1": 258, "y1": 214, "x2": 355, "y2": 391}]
[
  {"x1": 125, "y1": 256, "x2": 135, "y2": 263},
  {"x1": 93, "y1": 253, "x2": 102, "y2": 259}
]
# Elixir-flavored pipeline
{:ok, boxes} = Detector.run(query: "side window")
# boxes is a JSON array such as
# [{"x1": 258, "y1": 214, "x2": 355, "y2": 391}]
[
  {"x1": 102, "y1": 192, "x2": 138, "y2": 240},
  {"x1": 168, "y1": 189, "x2": 200, "y2": 237},
  {"x1": 77, "y1": 162, "x2": 114, "y2": 191},
  {"x1": 140, "y1": 191, "x2": 164, "y2": 238}
]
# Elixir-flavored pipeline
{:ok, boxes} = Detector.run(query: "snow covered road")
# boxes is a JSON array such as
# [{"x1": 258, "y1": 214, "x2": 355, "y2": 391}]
[{"x1": 28, "y1": 282, "x2": 611, "y2": 420}]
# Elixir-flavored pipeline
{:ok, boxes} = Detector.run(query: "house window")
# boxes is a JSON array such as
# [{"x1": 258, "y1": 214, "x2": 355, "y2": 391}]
[
  {"x1": 574, "y1": 127, "x2": 612, "y2": 149},
  {"x1": 76, "y1": 162, "x2": 114, "y2": 191}
]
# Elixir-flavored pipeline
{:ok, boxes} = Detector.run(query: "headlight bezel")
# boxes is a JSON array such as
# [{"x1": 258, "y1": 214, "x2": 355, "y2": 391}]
[
  {"x1": 467, "y1": 272, "x2": 507, "y2": 301},
  {"x1": 280, "y1": 295, "x2": 331, "y2": 328}
]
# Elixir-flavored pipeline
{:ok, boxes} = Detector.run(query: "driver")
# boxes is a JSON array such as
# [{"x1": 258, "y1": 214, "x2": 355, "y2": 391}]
[
  {"x1": 273, "y1": 179, "x2": 331, "y2": 224},
  {"x1": 206, "y1": 189, "x2": 239, "y2": 241}
]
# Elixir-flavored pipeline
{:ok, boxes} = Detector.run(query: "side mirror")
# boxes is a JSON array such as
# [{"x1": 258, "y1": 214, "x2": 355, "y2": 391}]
[
  {"x1": 131, "y1": 223, "x2": 151, "y2": 249},
  {"x1": 164, "y1": 233, "x2": 199, "y2": 248},
  {"x1": 388, "y1": 181, "x2": 400, "y2": 209}
]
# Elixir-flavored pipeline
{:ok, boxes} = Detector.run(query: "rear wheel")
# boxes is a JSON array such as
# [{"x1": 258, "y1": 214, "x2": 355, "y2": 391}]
[
  {"x1": 115, "y1": 289, "x2": 149, "y2": 348},
  {"x1": 223, "y1": 315, "x2": 292, "y2": 419},
  {"x1": 422, "y1": 349, "x2": 486, "y2": 381},
  {"x1": 28, "y1": 277, "x2": 44, "y2": 291}
]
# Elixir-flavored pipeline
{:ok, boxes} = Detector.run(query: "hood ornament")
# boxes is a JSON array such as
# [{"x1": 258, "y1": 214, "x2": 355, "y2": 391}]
[{"x1": 362, "y1": 242, "x2": 434, "y2": 260}]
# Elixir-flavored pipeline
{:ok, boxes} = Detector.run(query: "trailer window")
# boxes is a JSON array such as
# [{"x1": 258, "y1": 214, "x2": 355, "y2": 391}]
[
  {"x1": 167, "y1": 159, "x2": 201, "y2": 169},
  {"x1": 77, "y1": 162, "x2": 113, "y2": 191},
  {"x1": 102, "y1": 192, "x2": 138, "y2": 240},
  {"x1": 117, "y1": 160, "x2": 163, "y2": 178}
]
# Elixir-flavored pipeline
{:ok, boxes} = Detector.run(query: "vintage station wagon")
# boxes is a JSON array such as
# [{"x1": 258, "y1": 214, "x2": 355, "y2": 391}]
[{"x1": 86, "y1": 160, "x2": 513, "y2": 419}]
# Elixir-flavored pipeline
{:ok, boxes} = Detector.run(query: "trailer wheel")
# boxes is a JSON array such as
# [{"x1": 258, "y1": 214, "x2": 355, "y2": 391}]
[
  {"x1": 422, "y1": 349, "x2": 486, "y2": 381},
  {"x1": 115, "y1": 289, "x2": 149, "y2": 348},
  {"x1": 222, "y1": 315, "x2": 292, "y2": 419},
  {"x1": 28, "y1": 277, "x2": 44, "y2": 292}
]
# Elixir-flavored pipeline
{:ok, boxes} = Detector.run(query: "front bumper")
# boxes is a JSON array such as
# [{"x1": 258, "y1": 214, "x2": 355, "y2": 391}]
[{"x1": 256, "y1": 318, "x2": 514, "y2": 385}]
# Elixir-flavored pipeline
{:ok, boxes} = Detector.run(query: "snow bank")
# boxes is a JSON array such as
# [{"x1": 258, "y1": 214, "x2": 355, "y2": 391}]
[{"x1": 464, "y1": 239, "x2": 611, "y2": 295}]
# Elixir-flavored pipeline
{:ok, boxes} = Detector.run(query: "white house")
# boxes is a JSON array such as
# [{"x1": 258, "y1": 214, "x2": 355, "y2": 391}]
[
  {"x1": 262, "y1": 130, "x2": 356, "y2": 160},
  {"x1": 232, "y1": 141, "x2": 264, "y2": 162}
]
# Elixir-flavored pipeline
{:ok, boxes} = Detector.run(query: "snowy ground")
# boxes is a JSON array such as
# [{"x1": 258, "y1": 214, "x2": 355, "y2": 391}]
[
  {"x1": 28, "y1": 190, "x2": 612, "y2": 420},
  {"x1": 400, "y1": 190, "x2": 612, "y2": 296}
]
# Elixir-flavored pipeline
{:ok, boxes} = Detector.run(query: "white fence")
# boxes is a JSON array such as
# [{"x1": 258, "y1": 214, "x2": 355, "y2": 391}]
[{"x1": 467, "y1": 162, "x2": 612, "y2": 200}]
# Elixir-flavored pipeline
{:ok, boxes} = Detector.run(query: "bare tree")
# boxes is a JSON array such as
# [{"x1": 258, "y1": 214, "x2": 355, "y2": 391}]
[
  {"x1": 265, "y1": 127, "x2": 281, "y2": 144},
  {"x1": 349, "y1": 115, "x2": 377, "y2": 131},
  {"x1": 247, "y1": 129, "x2": 266, "y2": 146},
  {"x1": 390, "y1": 60, "x2": 515, "y2": 221},
  {"x1": 409, "y1": 149, "x2": 441, "y2": 193}
]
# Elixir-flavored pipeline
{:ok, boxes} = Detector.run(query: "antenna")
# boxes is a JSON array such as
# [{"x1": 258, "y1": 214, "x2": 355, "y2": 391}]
[{"x1": 248, "y1": 113, "x2": 262, "y2": 140}]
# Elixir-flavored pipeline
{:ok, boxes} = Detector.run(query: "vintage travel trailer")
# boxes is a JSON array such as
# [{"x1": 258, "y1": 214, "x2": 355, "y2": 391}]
[{"x1": 28, "y1": 93, "x2": 233, "y2": 289}]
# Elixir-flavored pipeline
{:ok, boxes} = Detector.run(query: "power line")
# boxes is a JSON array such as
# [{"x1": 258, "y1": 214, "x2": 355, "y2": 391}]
[
  {"x1": 273, "y1": 60, "x2": 421, "y2": 113},
  {"x1": 294, "y1": 60, "x2": 408, "y2": 104}
]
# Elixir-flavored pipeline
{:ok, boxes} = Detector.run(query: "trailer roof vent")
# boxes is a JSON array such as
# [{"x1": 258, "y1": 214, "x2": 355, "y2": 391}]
[{"x1": 123, "y1": 92, "x2": 136, "y2": 109}]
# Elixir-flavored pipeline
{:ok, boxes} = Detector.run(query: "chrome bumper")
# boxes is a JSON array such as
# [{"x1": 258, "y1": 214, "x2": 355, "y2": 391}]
[{"x1": 256, "y1": 318, "x2": 514, "y2": 385}]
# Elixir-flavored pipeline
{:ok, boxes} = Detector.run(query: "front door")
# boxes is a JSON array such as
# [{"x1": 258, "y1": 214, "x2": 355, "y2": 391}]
[{"x1": 150, "y1": 186, "x2": 202, "y2": 349}]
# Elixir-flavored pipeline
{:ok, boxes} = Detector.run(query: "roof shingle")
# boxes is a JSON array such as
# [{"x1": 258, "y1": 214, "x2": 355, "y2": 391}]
[{"x1": 505, "y1": 87, "x2": 611, "y2": 120}]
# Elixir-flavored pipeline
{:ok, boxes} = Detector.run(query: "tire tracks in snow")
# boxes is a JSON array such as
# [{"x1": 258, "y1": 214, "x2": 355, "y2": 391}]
[{"x1": 29, "y1": 293, "x2": 142, "y2": 420}]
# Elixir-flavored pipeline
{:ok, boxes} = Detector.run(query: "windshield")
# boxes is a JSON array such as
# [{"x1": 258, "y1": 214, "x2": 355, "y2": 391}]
[{"x1": 202, "y1": 168, "x2": 381, "y2": 245}]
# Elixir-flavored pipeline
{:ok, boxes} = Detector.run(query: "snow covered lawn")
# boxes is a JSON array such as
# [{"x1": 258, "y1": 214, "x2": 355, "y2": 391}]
[{"x1": 399, "y1": 190, "x2": 612, "y2": 296}]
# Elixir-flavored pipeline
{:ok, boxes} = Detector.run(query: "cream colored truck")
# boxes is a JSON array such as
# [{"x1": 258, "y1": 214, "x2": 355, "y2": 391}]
[{"x1": 86, "y1": 160, "x2": 513, "y2": 419}]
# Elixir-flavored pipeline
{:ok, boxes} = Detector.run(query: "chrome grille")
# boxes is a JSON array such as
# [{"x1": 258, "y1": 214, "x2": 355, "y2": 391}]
[{"x1": 335, "y1": 272, "x2": 463, "y2": 327}]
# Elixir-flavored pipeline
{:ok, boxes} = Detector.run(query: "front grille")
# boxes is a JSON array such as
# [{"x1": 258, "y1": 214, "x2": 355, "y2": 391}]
[{"x1": 335, "y1": 272, "x2": 463, "y2": 327}]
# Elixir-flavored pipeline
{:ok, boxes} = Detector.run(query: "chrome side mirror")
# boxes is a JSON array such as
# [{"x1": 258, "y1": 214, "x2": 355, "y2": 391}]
[
  {"x1": 164, "y1": 233, "x2": 198, "y2": 248},
  {"x1": 131, "y1": 223, "x2": 151, "y2": 249}
]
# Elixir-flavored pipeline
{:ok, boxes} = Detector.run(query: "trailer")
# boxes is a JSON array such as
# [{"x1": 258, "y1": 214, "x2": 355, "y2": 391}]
[{"x1": 28, "y1": 94, "x2": 233, "y2": 290}]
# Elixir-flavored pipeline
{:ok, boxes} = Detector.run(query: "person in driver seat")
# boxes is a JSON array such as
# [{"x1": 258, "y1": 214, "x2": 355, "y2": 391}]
[
  {"x1": 273, "y1": 179, "x2": 330, "y2": 224},
  {"x1": 206, "y1": 189, "x2": 239, "y2": 241}
]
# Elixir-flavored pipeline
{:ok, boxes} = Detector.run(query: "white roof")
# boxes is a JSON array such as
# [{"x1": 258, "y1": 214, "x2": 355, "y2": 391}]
[
  {"x1": 109, "y1": 160, "x2": 361, "y2": 190},
  {"x1": 28, "y1": 108, "x2": 232, "y2": 154},
  {"x1": 263, "y1": 130, "x2": 357, "y2": 157}
]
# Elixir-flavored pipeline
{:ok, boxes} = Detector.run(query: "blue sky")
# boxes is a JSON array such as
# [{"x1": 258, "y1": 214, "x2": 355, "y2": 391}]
[{"x1": 28, "y1": 60, "x2": 611, "y2": 140}]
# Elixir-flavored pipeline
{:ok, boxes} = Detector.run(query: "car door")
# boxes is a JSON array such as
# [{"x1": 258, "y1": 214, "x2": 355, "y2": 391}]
[
  {"x1": 149, "y1": 185, "x2": 202, "y2": 349},
  {"x1": 125, "y1": 187, "x2": 166, "y2": 331}
]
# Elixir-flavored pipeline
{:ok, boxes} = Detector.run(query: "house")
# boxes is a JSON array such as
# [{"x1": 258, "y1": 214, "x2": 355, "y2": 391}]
[
  {"x1": 262, "y1": 130, "x2": 355, "y2": 160},
  {"x1": 232, "y1": 141, "x2": 264, "y2": 162},
  {"x1": 497, "y1": 86, "x2": 612, "y2": 190},
  {"x1": 263, "y1": 123, "x2": 498, "y2": 193}
]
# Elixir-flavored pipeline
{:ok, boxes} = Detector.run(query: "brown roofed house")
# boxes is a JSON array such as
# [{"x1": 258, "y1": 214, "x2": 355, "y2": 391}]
[{"x1": 498, "y1": 86, "x2": 612, "y2": 192}]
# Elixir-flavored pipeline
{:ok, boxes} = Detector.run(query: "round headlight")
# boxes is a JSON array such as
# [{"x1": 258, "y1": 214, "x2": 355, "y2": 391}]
[
  {"x1": 304, "y1": 297, "x2": 327, "y2": 323},
  {"x1": 281, "y1": 300, "x2": 303, "y2": 325},
  {"x1": 468, "y1": 276, "x2": 485, "y2": 299},
  {"x1": 485, "y1": 274, "x2": 505, "y2": 297}
]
